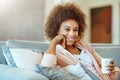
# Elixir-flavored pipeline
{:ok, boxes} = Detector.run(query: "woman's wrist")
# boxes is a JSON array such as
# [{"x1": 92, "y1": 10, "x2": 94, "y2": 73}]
[
  {"x1": 41, "y1": 53, "x2": 57, "y2": 67},
  {"x1": 46, "y1": 41, "x2": 57, "y2": 55}
]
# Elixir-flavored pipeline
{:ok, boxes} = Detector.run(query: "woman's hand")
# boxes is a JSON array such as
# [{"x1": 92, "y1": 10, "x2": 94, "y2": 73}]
[
  {"x1": 51, "y1": 34, "x2": 66, "y2": 48},
  {"x1": 46, "y1": 34, "x2": 66, "y2": 55},
  {"x1": 109, "y1": 67, "x2": 120, "y2": 80},
  {"x1": 107, "y1": 59, "x2": 115, "y2": 73},
  {"x1": 107, "y1": 60, "x2": 120, "y2": 80}
]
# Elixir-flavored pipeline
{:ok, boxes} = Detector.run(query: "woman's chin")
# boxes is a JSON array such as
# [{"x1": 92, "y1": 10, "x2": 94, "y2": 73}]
[{"x1": 66, "y1": 42, "x2": 75, "y2": 46}]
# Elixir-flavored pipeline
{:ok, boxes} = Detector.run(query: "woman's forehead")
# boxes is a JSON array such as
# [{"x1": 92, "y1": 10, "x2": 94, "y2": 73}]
[{"x1": 60, "y1": 19, "x2": 79, "y2": 27}]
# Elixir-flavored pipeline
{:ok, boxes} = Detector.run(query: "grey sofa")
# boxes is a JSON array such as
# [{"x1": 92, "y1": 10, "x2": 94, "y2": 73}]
[
  {"x1": 0, "y1": 40, "x2": 49, "y2": 80},
  {"x1": 0, "y1": 40, "x2": 120, "y2": 80}
]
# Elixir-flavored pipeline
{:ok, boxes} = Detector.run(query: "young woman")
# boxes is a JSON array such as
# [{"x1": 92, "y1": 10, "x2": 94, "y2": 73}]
[{"x1": 39, "y1": 2, "x2": 120, "y2": 80}]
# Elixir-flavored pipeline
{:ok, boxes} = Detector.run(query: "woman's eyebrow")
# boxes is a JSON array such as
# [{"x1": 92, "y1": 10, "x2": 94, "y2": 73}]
[
  {"x1": 64, "y1": 26, "x2": 79, "y2": 28},
  {"x1": 64, "y1": 25, "x2": 70, "y2": 28}
]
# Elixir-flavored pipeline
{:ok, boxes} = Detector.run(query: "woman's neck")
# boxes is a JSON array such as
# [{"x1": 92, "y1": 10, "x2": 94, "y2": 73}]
[{"x1": 65, "y1": 45, "x2": 81, "y2": 55}]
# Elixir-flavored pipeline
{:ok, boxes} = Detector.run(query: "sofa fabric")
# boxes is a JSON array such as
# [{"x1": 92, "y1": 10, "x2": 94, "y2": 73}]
[
  {"x1": 0, "y1": 41, "x2": 7, "y2": 64},
  {"x1": 0, "y1": 64, "x2": 49, "y2": 80},
  {"x1": 2, "y1": 45, "x2": 43, "y2": 70},
  {"x1": 6, "y1": 40, "x2": 49, "y2": 52},
  {"x1": 0, "y1": 39, "x2": 120, "y2": 80},
  {"x1": 94, "y1": 47, "x2": 120, "y2": 67}
]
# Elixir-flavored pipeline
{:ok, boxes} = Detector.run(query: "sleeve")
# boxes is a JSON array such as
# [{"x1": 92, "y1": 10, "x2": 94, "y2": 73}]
[
  {"x1": 64, "y1": 63, "x2": 92, "y2": 80},
  {"x1": 40, "y1": 53, "x2": 57, "y2": 67},
  {"x1": 34, "y1": 64, "x2": 78, "y2": 80}
]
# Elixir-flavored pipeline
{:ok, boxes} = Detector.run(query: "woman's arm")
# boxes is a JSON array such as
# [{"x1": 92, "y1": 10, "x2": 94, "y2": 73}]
[
  {"x1": 40, "y1": 40, "x2": 57, "y2": 67},
  {"x1": 40, "y1": 34, "x2": 65, "y2": 67},
  {"x1": 35, "y1": 64, "x2": 78, "y2": 80},
  {"x1": 40, "y1": 53, "x2": 57, "y2": 67},
  {"x1": 46, "y1": 34, "x2": 65, "y2": 54}
]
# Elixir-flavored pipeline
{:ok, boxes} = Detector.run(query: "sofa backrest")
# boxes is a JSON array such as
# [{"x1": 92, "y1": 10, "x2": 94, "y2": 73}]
[
  {"x1": 1, "y1": 40, "x2": 120, "y2": 68},
  {"x1": 94, "y1": 47, "x2": 120, "y2": 67},
  {"x1": 0, "y1": 40, "x2": 49, "y2": 64},
  {"x1": 91, "y1": 43, "x2": 120, "y2": 67},
  {"x1": 92, "y1": 43, "x2": 120, "y2": 47},
  {"x1": 6, "y1": 40, "x2": 49, "y2": 52}
]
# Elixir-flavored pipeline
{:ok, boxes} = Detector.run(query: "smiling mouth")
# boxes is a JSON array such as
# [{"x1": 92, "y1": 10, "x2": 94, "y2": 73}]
[{"x1": 66, "y1": 37, "x2": 76, "y2": 41}]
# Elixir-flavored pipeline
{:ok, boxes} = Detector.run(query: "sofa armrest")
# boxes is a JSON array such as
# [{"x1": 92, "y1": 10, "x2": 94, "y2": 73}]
[{"x1": 0, "y1": 64, "x2": 49, "y2": 80}]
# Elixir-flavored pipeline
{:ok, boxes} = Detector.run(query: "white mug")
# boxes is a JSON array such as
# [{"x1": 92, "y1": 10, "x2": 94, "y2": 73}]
[{"x1": 101, "y1": 58, "x2": 112, "y2": 74}]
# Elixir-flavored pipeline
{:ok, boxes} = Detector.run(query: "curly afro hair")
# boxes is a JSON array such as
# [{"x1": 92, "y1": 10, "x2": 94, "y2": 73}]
[{"x1": 45, "y1": 2, "x2": 86, "y2": 40}]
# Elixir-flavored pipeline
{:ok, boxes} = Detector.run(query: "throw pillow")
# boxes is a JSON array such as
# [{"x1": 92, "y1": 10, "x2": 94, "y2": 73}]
[{"x1": 2, "y1": 45, "x2": 43, "y2": 71}]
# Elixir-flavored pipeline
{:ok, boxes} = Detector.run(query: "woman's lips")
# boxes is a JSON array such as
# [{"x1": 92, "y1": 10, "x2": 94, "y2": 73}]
[{"x1": 66, "y1": 37, "x2": 76, "y2": 41}]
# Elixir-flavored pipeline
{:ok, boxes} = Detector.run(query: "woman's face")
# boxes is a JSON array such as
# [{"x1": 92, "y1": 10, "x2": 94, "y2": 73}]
[{"x1": 58, "y1": 19, "x2": 79, "y2": 46}]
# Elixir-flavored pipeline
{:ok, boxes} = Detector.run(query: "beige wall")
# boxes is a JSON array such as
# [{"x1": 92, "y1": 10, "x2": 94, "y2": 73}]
[
  {"x1": 0, "y1": 0, "x2": 120, "y2": 44},
  {"x1": 0, "y1": 0, "x2": 45, "y2": 41}
]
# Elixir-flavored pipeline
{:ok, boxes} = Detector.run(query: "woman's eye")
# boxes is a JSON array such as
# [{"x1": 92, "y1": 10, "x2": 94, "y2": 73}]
[{"x1": 65, "y1": 28, "x2": 70, "y2": 31}]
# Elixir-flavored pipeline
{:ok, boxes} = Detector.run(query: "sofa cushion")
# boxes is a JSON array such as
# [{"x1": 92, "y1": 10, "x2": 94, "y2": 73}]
[
  {"x1": 0, "y1": 64, "x2": 49, "y2": 80},
  {"x1": 2, "y1": 45, "x2": 43, "y2": 71},
  {"x1": 6, "y1": 40, "x2": 49, "y2": 52},
  {"x1": 0, "y1": 41, "x2": 7, "y2": 64}
]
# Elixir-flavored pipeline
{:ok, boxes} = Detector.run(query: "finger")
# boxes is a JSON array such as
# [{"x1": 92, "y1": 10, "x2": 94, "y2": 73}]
[
  {"x1": 107, "y1": 67, "x2": 114, "y2": 72},
  {"x1": 52, "y1": 34, "x2": 64, "y2": 44},
  {"x1": 107, "y1": 64, "x2": 115, "y2": 67},
  {"x1": 110, "y1": 59, "x2": 114, "y2": 64},
  {"x1": 108, "y1": 67, "x2": 120, "y2": 74},
  {"x1": 61, "y1": 35, "x2": 66, "y2": 48},
  {"x1": 107, "y1": 60, "x2": 115, "y2": 68},
  {"x1": 107, "y1": 64, "x2": 115, "y2": 73}
]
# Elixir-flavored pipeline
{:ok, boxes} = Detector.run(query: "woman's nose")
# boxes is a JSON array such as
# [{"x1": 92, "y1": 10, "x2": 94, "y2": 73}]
[{"x1": 69, "y1": 30, "x2": 74, "y2": 36}]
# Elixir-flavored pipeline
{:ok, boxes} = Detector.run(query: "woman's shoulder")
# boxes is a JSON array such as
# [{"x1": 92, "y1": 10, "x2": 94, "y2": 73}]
[
  {"x1": 75, "y1": 40, "x2": 91, "y2": 47},
  {"x1": 74, "y1": 40, "x2": 94, "y2": 53}
]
